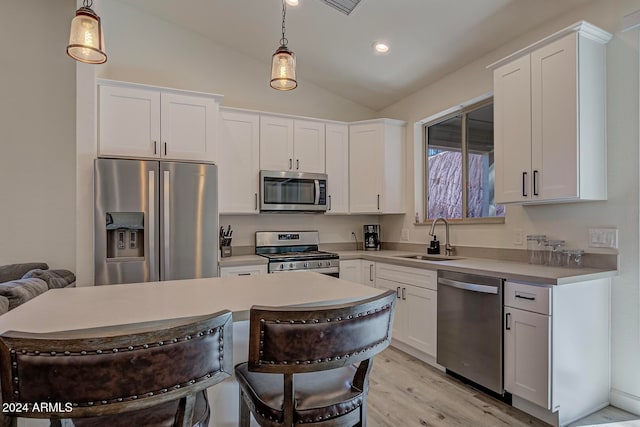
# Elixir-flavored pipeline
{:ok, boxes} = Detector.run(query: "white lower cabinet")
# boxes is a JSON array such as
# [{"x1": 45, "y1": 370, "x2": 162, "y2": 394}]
[
  {"x1": 339, "y1": 260, "x2": 362, "y2": 284},
  {"x1": 339, "y1": 260, "x2": 375, "y2": 287},
  {"x1": 504, "y1": 279, "x2": 610, "y2": 427},
  {"x1": 361, "y1": 261, "x2": 376, "y2": 287},
  {"x1": 375, "y1": 263, "x2": 437, "y2": 357},
  {"x1": 504, "y1": 305, "x2": 550, "y2": 409},
  {"x1": 219, "y1": 264, "x2": 268, "y2": 277}
]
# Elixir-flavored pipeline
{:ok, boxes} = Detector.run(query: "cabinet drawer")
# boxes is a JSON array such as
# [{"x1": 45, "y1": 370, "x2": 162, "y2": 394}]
[
  {"x1": 504, "y1": 281, "x2": 551, "y2": 315},
  {"x1": 376, "y1": 263, "x2": 437, "y2": 290},
  {"x1": 219, "y1": 265, "x2": 268, "y2": 277}
]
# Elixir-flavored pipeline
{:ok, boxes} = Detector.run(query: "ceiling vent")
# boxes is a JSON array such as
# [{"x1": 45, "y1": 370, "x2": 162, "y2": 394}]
[{"x1": 318, "y1": 0, "x2": 362, "y2": 15}]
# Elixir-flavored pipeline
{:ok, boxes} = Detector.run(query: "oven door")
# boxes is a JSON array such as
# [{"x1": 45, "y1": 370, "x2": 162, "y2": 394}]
[{"x1": 260, "y1": 170, "x2": 327, "y2": 212}]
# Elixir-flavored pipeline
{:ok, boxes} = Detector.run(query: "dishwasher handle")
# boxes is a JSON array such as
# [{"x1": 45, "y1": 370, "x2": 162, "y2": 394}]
[{"x1": 438, "y1": 277, "x2": 499, "y2": 294}]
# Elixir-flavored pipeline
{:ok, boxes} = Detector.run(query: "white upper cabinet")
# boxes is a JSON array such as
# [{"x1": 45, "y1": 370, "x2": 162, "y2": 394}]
[
  {"x1": 98, "y1": 80, "x2": 222, "y2": 162},
  {"x1": 259, "y1": 115, "x2": 294, "y2": 171},
  {"x1": 160, "y1": 92, "x2": 218, "y2": 162},
  {"x1": 325, "y1": 123, "x2": 349, "y2": 214},
  {"x1": 98, "y1": 84, "x2": 161, "y2": 158},
  {"x1": 294, "y1": 120, "x2": 326, "y2": 173},
  {"x1": 260, "y1": 115, "x2": 325, "y2": 173},
  {"x1": 349, "y1": 120, "x2": 406, "y2": 214},
  {"x1": 494, "y1": 55, "x2": 532, "y2": 203},
  {"x1": 218, "y1": 109, "x2": 260, "y2": 214},
  {"x1": 491, "y1": 22, "x2": 611, "y2": 204}
]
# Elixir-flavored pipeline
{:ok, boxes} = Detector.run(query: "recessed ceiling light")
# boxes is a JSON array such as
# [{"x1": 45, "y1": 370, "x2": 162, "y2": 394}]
[
  {"x1": 373, "y1": 41, "x2": 390, "y2": 54},
  {"x1": 285, "y1": 0, "x2": 299, "y2": 6}
]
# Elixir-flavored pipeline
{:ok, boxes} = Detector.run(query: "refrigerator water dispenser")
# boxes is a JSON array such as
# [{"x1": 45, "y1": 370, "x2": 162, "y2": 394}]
[{"x1": 106, "y1": 212, "x2": 145, "y2": 259}]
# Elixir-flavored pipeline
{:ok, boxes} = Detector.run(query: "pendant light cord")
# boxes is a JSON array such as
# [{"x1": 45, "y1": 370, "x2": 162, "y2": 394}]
[{"x1": 280, "y1": 0, "x2": 288, "y2": 47}]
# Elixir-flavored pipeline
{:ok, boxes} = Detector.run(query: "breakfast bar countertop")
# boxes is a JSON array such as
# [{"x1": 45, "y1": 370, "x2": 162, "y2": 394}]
[{"x1": 0, "y1": 273, "x2": 381, "y2": 335}]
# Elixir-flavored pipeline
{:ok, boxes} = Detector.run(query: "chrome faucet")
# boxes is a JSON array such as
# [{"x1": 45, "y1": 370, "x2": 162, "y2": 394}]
[{"x1": 429, "y1": 217, "x2": 454, "y2": 256}]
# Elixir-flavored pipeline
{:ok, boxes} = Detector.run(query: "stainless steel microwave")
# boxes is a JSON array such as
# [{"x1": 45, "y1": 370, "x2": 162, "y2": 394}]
[{"x1": 260, "y1": 170, "x2": 328, "y2": 212}]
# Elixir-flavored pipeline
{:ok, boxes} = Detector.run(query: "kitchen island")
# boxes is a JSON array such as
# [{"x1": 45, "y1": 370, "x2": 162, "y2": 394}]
[{"x1": 0, "y1": 273, "x2": 381, "y2": 427}]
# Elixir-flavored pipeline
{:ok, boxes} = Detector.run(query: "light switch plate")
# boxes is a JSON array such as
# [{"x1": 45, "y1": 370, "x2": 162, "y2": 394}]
[
  {"x1": 513, "y1": 228, "x2": 524, "y2": 245},
  {"x1": 589, "y1": 228, "x2": 618, "y2": 249}
]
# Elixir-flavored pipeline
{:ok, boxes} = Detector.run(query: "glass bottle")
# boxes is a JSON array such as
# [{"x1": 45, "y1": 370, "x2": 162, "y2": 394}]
[
  {"x1": 564, "y1": 249, "x2": 584, "y2": 268},
  {"x1": 545, "y1": 240, "x2": 565, "y2": 267},
  {"x1": 526, "y1": 235, "x2": 547, "y2": 265}
]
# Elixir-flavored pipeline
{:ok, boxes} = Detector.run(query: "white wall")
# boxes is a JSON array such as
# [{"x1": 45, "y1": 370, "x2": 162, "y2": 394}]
[
  {"x1": 0, "y1": 0, "x2": 76, "y2": 270},
  {"x1": 379, "y1": 0, "x2": 640, "y2": 414},
  {"x1": 97, "y1": 0, "x2": 377, "y2": 122}
]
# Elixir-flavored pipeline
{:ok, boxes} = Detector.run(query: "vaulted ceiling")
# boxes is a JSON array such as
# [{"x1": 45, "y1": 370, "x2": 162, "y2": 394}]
[{"x1": 116, "y1": 0, "x2": 593, "y2": 111}]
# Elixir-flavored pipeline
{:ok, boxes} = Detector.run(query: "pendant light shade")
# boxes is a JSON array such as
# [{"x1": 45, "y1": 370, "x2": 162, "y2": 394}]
[
  {"x1": 67, "y1": 1, "x2": 107, "y2": 64},
  {"x1": 270, "y1": 0, "x2": 297, "y2": 90},
  {"x1": 270, "y1": 45, "x2": 297, "y2": 90}
]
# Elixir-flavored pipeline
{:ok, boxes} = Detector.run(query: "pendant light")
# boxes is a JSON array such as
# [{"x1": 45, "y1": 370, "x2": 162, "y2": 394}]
[
  {"x1": 270, "y1": 0, "x2": 297, "y2": 90},
  {"x1": 67, "y1": 0, "x2": 107, "y2": 64}
]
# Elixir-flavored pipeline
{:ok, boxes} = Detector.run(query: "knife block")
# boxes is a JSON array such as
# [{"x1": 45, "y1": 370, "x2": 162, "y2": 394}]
[{"x1": 221, "y1": 244, "x2": 232, "y2": 258}]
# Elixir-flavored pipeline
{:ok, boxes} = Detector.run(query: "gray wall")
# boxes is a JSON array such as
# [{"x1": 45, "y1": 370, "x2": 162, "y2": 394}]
[{"x1": 0, "y1": 0, "x2": 76, "y2": 270}]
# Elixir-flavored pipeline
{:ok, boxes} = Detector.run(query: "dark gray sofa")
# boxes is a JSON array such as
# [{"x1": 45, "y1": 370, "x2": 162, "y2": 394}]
[{"x1": 0, "y1": 263, "x2": 75, "y2": 315}]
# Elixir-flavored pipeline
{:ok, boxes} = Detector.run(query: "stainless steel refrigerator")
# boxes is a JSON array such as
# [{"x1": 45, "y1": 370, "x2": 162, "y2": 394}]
[{"x1": 94, "y1": 158, "x2": 218, "y2": 285}]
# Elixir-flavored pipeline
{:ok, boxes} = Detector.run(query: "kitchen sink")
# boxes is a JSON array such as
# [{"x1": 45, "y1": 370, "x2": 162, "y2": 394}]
[{"x1": 395, "y1": 254, "x2": 462, "y2": 261}]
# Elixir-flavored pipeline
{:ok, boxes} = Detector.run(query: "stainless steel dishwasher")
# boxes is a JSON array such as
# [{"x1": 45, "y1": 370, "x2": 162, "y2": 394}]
[{"x1": 437, "y1": 270, "x2": 505, "y2": 395}]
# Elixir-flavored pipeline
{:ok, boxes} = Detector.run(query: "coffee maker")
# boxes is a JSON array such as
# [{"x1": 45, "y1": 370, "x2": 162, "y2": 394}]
[{"x1": 363, "y1": 224, "x2": 381, "y2": 251}]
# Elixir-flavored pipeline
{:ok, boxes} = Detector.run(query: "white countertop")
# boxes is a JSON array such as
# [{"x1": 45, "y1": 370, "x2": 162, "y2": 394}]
[
  {"x1": 0, "y1": 273, "x2": 381, "y2": 334},
  {"x1": 336, "y1": 250, "x2": 617, "y2": 285}
]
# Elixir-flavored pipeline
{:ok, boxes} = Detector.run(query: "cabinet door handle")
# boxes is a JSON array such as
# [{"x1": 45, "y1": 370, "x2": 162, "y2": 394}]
[
  {"x1": 377, "y1": 194, "x2": 380, "y2": 210},
  {"x1": 153, "y1": 141, "x2": 157, "y2": 155},
  {"x1": 515, "y1": 293, "x2": 536, "y2": 301},
  {"x1": 506, "y1": 312, "x2": 511, "y2": 330},
  {"x1": 369, "y1": 264, "x2": 374, "y2": 282},
  {"x1": 238, "y1": 273, "x2": 251, "y2": 276},
  {"x1": 402, "y1": 287, "x2": 406, "y2": 300},
  {"x1": 164, "y1": 142, "x2": 167, "y2": 156},
  {"x1": 533, "y1": 170, "x2": 539, "y2": 196},
  {"x1": 522, "y1": 172, "x2": 527, "y2": 197},
  {"x1": 396, "y1": 287, "x2": 401, "y2": 299},
  {"x1": 289, "y1": 158, "x2": 292, "y2": 169},
  {"x1": 296, "y1": 159, "x2": 300, "y2": 170},
  {"x1": 328, "y1": 195, "x2": 332, "y2": 211},
  {"x1": 254, "y1": 193, "x2": 258, "y2": 211}
]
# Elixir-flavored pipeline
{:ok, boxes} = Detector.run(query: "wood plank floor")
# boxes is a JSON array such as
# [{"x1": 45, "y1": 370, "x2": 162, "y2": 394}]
[
  {"x1": 568, "y1": 406, "x2": 640, "y2": 426},
  {"x1": 367, "y1": 346, "x2": 638, "y2": 427}
]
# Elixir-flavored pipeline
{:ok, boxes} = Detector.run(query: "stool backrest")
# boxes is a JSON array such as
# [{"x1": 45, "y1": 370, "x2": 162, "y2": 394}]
[
  {"x1": 248, "y1": 290, "x2": 396, "y2": 374},
  {"x1": 0, "y1": 311, "x2": 232, "y2": 419}
]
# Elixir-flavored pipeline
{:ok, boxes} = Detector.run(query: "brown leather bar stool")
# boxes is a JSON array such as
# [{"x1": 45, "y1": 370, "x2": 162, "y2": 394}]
[
  {"x1": 235, "y1": 290, "x2": 396, "y2": 427},
  {"x1": 0, "y1": 311, "x2": 232, "y2": 427}
]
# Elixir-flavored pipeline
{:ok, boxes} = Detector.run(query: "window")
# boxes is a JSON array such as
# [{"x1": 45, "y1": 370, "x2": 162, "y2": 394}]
[{"x1": 425, "y1": 100, "x2": 505, "y2": 221}]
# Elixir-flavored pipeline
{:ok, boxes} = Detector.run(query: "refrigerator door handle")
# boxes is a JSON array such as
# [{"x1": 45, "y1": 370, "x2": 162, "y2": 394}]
[
  {"x1": 163, "y1": 170, "x2": 171, "y2": 280},
  {"x1": 148, "y1": 170, "x2": 157, "y2": 281}
]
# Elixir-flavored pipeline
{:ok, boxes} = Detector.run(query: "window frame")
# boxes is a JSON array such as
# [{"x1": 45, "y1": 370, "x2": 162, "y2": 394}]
[{"x1": 422, "y1": 97, "x2": 504, "y2": 224}]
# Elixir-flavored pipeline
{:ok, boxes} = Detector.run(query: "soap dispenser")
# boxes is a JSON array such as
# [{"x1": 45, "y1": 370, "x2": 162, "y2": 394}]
[{"x1": 427, "y1": 235, "x2": 440, "y2": 254}]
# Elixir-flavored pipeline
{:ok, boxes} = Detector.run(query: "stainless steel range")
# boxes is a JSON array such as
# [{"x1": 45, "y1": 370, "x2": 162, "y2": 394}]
[{"x1": 256, "y1": 231, "x2": 339, "y2": 277}]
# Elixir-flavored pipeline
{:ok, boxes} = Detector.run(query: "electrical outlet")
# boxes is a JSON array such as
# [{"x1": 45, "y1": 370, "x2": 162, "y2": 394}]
[
  {"x1": 589, "y1": 228, "x2": 618, "y2": 249},
  {"x1": 513, "y1": 228, "x2": 524, "y2": 245},
  {"x1": 401, "y1": 228, "x2": 409, "y2": 241}
]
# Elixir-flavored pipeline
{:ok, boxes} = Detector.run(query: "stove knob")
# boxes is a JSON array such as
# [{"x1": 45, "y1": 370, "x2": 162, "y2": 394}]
[
  {"x1": 317, "y1": 261, "x2": 322, "y2": 268},
  {"x1": 280, "y1": 264, "x2": 284, "y2": 270},
  {"x1": 289, "y1": 263, "x2": 293, "y2": 268},
  {"x1": 304, "y1": 262, "x2": 308, "y2": 268}
]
